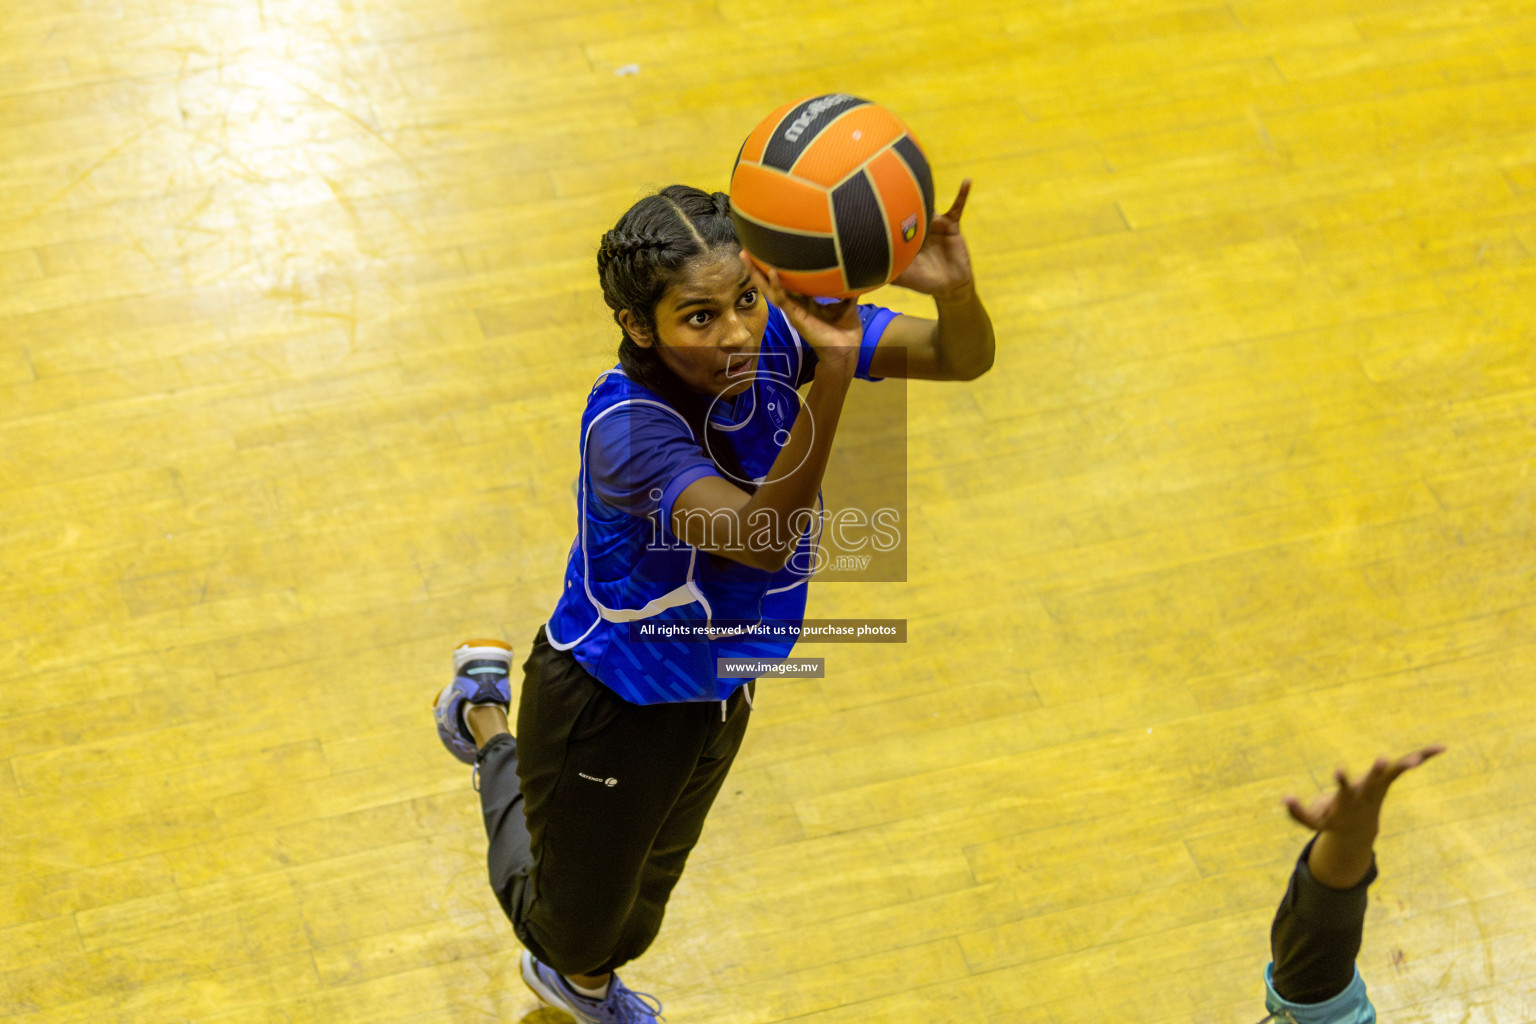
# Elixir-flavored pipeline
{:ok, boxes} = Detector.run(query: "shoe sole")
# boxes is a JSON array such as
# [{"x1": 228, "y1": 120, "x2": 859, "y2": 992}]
[
  {"x1": 520, "y1": 950, "x2": 598, "y2": 1023},
  {"x1": 431, "y1": 639, "x2": 512, "y2": 720},
  {"x1": 454, "y1": 638, "x2": 513, "y2": 675}
]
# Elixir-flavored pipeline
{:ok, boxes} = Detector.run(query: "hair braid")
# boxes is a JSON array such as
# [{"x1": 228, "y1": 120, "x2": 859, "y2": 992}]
[{"x1": 598, "y1": 227, "x2": 672, "y2": 263}]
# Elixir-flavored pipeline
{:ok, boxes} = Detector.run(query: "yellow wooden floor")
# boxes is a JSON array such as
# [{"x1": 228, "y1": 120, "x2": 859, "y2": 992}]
[{"x1": 4, "y1": 0, "x2": 1536, "y2": 1021}]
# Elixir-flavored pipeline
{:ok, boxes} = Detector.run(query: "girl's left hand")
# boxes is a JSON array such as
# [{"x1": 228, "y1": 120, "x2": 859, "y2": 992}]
[{"x1": 890, "y1": 178, "x2": 975, "y2": 300}]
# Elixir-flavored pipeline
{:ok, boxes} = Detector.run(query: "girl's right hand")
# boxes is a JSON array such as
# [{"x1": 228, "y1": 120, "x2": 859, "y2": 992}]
[{"x1": 742, "y1": 250, "x2": 862, "y2": 374}]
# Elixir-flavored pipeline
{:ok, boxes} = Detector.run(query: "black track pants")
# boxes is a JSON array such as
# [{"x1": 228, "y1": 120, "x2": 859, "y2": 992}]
[{"x1": 477, "y1": 625, "x2": 752, "y2": 977}]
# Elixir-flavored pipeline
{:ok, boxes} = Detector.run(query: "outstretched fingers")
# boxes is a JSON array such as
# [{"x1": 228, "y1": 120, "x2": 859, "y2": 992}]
[
  {"x1": 1399, "y1": 743, "x2": 1448, "y2": 769},
  {"x1": 1284, "y1": 793, "x2": 1331, "y2": 831},
  {"x1": 1285, "y1": 744, "x2": 1445, "y2": 834},
  {"x1": 1350, "y1": 744, "x2": 1446, "y2": 795},
  {"x1": 942, "y1": 178, "x2": 972, "y2": 225},
  {"x1": 1382, "y1": 743, "x2": 1447, "y2": 786}
]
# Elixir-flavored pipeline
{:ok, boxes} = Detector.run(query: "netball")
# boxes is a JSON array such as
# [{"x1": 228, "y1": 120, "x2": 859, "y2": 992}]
[{"x1": 729, "y1": 93, "x2": 936, "y2": 298}]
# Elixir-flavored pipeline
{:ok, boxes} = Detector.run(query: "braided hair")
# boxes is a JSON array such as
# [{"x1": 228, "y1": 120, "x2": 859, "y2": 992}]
[{"x1": 598, "y1": 185, "x2": 757, "y2": 492}]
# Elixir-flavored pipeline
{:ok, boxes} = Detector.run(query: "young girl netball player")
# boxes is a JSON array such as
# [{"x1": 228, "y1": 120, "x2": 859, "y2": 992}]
[
  {"x1": 432, "y1": 182, "x2": 993, "y2": 1022},
  {"x1": 1261, "y1": 743, "x2": 1444, "y2": 1023}
]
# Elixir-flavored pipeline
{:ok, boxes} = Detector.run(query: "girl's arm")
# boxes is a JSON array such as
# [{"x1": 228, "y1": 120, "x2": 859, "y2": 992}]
[
  {"x1": 671, "y1": 275, "x2": 862, "y2": 572},
  {"x1": 867, "y1": 283, "x2": 993, "y2": 381},
  {"x1": 867, "y1": 178, "x2": 995, "y2": 382}
]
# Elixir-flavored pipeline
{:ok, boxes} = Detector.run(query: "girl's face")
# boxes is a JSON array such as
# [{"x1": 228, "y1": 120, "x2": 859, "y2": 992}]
[{"x1": 623, "y1": 249, "x2": 767, "y2": 399}]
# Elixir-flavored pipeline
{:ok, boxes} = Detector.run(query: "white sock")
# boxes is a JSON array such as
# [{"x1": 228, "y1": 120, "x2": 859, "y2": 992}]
[{"x1": 564, "y1": 976, "x2": 610, "y2": 1000}]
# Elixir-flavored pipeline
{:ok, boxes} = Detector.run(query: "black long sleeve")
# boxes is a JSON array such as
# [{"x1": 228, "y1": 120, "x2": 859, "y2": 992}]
[{"x1": 1269, "y1": 837, "x2": 1378, "y2": 1004}]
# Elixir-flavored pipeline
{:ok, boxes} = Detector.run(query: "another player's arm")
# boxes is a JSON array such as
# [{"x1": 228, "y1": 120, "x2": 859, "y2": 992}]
[
  {"x1": 1284, "y1": 744, "x2": 1446, "y2": 889},
  {"x1": 1268, "y1": 744, "x2": 1445, "y2": 1007}
]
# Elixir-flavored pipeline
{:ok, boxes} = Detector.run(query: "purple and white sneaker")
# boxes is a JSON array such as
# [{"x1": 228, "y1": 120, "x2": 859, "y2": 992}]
[
  {"x1": 520, "y1": 950, "x2": 665, "y2": 1023},
  {"x1": 431, "y1": 639, "x2": 513, "y2": 765}
]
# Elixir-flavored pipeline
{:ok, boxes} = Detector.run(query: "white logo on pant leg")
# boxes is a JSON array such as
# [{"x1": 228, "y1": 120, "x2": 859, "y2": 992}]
[{"x1": 579, "y1": 772, "x2": 618, "y2": 787}]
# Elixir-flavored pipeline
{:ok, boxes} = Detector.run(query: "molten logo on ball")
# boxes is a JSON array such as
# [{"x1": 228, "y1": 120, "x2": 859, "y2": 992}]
[{"x1": 783, "y1": 93, "x2": 858, "y2": 143}]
